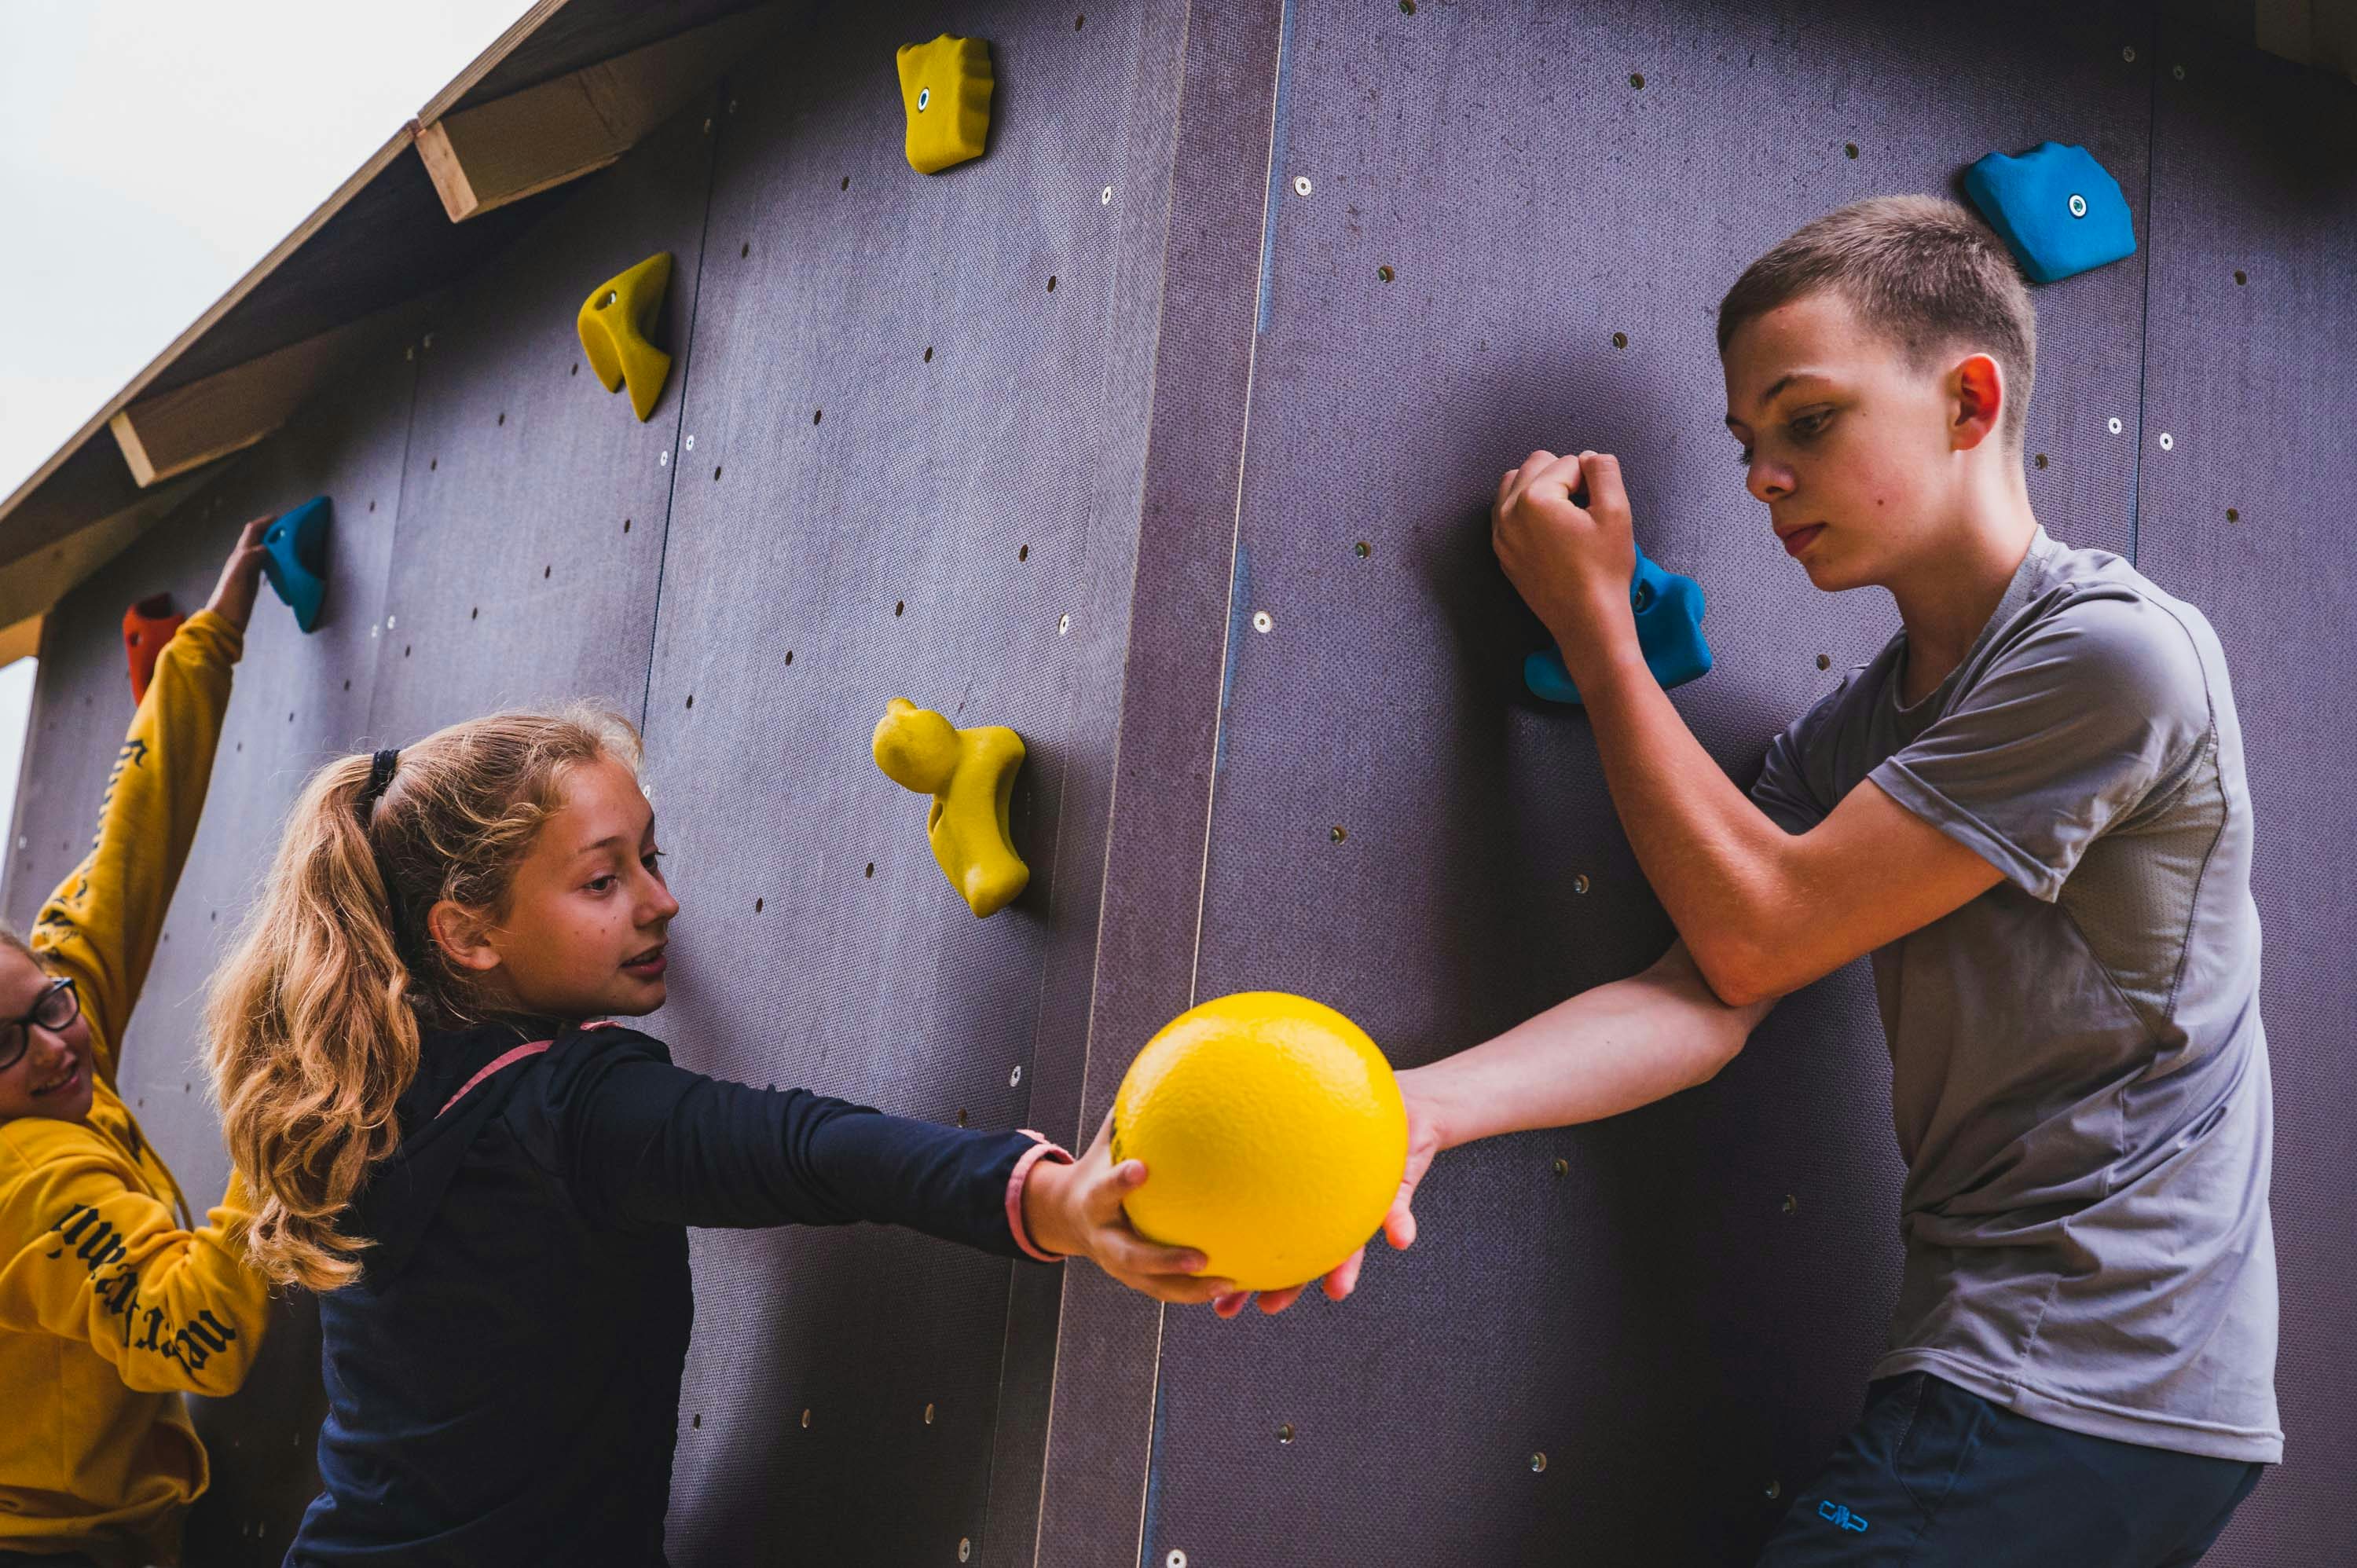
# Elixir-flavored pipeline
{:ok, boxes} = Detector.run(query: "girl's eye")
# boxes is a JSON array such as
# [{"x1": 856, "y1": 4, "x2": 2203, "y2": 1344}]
[
  {"x1": 642, "y1": 850, "x2": 666, "y2": 873},
  {"x1": 1792, "y1": 410, "x2": 1831, "y2": 438},
  {"x1": 586, "y1": 874, "x2": 618, "y2": 893},
  {"x1": 1734, "y1": 445, "x2": 1754, "y2": 467}
]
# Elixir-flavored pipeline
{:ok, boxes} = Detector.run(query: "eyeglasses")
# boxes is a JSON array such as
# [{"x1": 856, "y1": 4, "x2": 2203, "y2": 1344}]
[{"x1": 0, "y1": 976, "x2": 81, "y2": 1075}]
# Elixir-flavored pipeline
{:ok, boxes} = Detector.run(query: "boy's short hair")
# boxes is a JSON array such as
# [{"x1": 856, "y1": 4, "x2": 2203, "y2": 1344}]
[{"x1": 1717, "y1": 195, "x2": 2037, "y2": 452}]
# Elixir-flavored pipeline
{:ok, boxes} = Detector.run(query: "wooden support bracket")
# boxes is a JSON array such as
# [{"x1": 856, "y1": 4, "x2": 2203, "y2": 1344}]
[
  {"x1": 412, "y1": 7, "x2": 779, "y2": 223},
  {"x1": 107, "y1": 312, "x2": 390, "y2": 489},
  {"x1": 0, "y1": 615, "x2": 42, "y2": 668},
  {"x1": 0, "y1": 471, "x2": 214, "y2": 632}
]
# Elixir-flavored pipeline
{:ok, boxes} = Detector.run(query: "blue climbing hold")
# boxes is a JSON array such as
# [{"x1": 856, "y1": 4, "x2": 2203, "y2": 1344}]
[
  {"x1": 263, "y1": 496, "x2": 332, "y2": 632},
  {"x1": 1963, "y1": 142, "x2": 2135, "y2": 285},
  {"x1": 1524, "y1": 546, "x2": 1712, "y2": 705}
]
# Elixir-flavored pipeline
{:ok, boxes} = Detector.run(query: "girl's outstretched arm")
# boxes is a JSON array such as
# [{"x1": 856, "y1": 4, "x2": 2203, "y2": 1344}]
[
  {"x1": 31, "y1": 521, "x2": 267, "y2": 1084},
  {"x1": 552, "y1": 1029, "x2": 1231, "y2": 1301}
]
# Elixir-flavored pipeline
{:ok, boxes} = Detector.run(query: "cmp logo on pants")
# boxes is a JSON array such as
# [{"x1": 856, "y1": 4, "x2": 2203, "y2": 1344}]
[{"x1": 1818, "y1": 1500, "x2": 1870, "y2": 1533}]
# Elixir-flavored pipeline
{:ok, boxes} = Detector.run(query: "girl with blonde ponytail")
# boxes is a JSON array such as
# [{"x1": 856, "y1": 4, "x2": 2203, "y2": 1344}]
[{"x1": 208, "y1": 706, "x2": 1214, "y2": 1567}]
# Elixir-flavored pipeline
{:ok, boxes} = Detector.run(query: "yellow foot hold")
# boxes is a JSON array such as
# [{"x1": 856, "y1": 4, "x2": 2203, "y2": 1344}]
[
  {"x1": 896, "y1": 35, "x2": 993, "y2": 174},
  {"x1": 874, "y1": 698, "x2": 1029, "y2": 917},
  {"x1": 576, "y1": 252, "x2": 674, "y2": 421}
]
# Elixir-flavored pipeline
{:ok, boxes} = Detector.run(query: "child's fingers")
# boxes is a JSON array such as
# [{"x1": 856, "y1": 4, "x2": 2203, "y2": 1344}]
[
  {"x1": 1321, "y1": 1247, "x2": 1366, "y2": 1302},
  {"x1": 1212, "y1": 1291, "x2": 1249, "y2": 1318},
  {"x1": 1129, "y1": 1271, "x2": 1237, "y2": 1306},
  {"x1": 1578, "y1": 451, "x2": 1629, "y2": 519},
  {"x1": 1255, "y1": 1284, "x2": 1307, "y2": 1314},
  {"x1": 1538, "y1": 449, "x2": 1590, "y2": 509},
  {"x1": 1384, "y1": 1198, "x2": 1418, "y2": 1251},
  {"x1": 1100, "y1": 1231, "x2": 1205, "y2": 1280},
  {"x1": 1085, "y1": 1158, "x2": 1151, "y2": 1223}
]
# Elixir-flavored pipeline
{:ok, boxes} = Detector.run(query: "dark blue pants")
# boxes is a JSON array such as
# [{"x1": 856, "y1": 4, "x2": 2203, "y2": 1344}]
[{"x1": 1756, "y1": 1372, "x2": 2265, "y2": 1566}]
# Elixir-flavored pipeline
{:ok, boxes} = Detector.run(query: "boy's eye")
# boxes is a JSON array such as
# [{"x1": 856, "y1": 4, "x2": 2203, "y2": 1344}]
[
  {"x1": 1791, "y1": 409, "x2": 1831, "y2": 438},
  {"x1": 1734, "y1": 445, "x2": 1754, "y2": 467}
]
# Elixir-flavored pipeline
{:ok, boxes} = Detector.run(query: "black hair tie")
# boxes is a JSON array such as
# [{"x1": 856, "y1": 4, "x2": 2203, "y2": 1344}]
[
  {"x1": 357, "y1": 749, "x2": 408, "y2": 954},
  {"x1": 358, "y1": 749, "x2": 401, "y2": 817}
]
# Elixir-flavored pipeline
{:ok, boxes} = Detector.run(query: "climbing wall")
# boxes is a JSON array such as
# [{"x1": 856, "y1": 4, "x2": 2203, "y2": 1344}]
[
  {"x1": 3, "y1": 2, "x2": 2353, "y2": 1565},
  {"x1": 634, "y1": 4, "x2": 1189, "y2": 1562},
  {"x1": 1112, "y1": 2, "x2": 2176, "y2": 1564},
  {"x1": 0, "y1": 325, "x2": 419, "y2": 1563},
  {"x1": 2137, "y1": 22, "x2": 2357, "y2": 1565},
  {"x1": 361, "y1": 96, "x2": 717, "y2": 745}
]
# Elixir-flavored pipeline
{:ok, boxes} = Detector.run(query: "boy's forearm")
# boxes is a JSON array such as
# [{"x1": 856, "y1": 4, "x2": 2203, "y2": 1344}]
[
  {"x1": 1562, "y1": 645, "x2": 1796, "y2": 1001},
  {"x1": 1409, "y1": 943, "x2": 1772, "y2": 1152}
]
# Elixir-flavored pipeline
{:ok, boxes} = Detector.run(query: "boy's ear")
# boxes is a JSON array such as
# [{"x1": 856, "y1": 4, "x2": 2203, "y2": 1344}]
[
  {"x1": 426, "y1": 900, "x2": 504, "y2": 975},
  {"x1": 1950, "y1": 353, "x2": 2005, "y2": 451}
]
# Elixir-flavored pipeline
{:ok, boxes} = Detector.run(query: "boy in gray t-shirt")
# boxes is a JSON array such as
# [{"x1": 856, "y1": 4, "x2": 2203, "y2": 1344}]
[{"x1": 1211, "y1": 198, "x2": 2277, "y2": 1566}]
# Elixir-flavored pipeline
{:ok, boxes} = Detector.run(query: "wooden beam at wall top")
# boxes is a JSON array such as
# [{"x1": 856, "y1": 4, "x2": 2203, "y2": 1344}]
[
  {"x1": 0, "y1": 471, "x2": 215, "y2": 632},
  {"x1": 105, "y1": 310, "x2": 395, "y2": 489},
  {"x1": 0, "y1": 616, "x2": 41, "y2": 668},
  {"x1": 414, "y1": 6, "x2": 779, "y2": 223}
]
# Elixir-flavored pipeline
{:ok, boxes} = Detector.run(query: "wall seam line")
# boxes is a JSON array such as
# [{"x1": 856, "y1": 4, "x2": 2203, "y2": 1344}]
[{"x1": 636, "y1": 89, "x2": 727, "y2": 735}]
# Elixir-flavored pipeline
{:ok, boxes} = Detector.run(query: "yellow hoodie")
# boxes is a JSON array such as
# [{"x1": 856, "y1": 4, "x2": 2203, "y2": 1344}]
[{"x1": 0, "y1": 609, "x2": 273, "y2": 1568}]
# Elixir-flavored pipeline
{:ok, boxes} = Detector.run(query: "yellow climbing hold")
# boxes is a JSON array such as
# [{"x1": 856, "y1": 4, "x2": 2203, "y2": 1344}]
[
  {"x1": 1113, "y1": 993, "x2": 1409, "y2": 1292},
  {"x1": 576, "y1": 252, "x2": 673, "y2": 421},
  {"x1": 896, "y1": 34, "x2": 993, "y2": 174},
  {"x1": 873, "y1": 698, "x2": 1029, "y2": 916}
]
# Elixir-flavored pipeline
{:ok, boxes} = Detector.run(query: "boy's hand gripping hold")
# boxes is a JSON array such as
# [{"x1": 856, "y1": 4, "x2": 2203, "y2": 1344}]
[{"x1": 1492, "y1": 449, "x2": 1642, "y2": 683}]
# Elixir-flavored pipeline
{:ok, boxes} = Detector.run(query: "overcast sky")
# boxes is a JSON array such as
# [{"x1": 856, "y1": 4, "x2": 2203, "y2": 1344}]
[{"x1": 0, "y1": 1, "x2": 525, "y2": 888}]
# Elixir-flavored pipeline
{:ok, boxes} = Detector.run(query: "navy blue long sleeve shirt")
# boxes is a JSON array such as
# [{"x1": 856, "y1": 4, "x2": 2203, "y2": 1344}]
[{"x1": 288, "y1": 1017, "x2": 1054, "y2": 1567}]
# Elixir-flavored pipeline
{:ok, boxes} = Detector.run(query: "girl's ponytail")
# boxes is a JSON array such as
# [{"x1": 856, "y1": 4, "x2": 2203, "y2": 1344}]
[
  {"x1": 207, "y1": 705, "x2": 641, "y2": 1291},
  {"x1": 207, "y1": 753, "x2": 420, "y2": 1291}
]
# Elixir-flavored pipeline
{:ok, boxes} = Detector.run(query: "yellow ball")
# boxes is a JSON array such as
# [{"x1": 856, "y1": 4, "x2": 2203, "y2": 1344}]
[{"x1": 1112, "y1": 992, "x2": 1407, "y2": 1292}]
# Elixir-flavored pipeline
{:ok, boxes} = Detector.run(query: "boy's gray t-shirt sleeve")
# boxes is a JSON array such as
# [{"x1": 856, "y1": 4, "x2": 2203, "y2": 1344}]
[
  {"x1": 1749, "y1": 683, "x2": 1849, "y2": 835},
  {"x1": 1869, "y1": 595, "x2": 2212, "y2": 903}
]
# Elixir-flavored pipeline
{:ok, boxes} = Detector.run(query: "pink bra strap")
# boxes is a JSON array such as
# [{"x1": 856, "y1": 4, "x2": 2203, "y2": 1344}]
[{"x1": 436, "y1": 1041, "x2": 554, "y2": 1119}]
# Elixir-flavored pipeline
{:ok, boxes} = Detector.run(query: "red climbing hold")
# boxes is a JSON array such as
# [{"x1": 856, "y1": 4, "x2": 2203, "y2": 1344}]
[{"x1": 123, "y1": 593, "x2": 185, "y2": 706}]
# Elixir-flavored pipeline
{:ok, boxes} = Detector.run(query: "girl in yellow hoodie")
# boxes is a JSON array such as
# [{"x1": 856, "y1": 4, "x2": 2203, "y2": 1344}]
[{"x1": 0, "y1": 521, "x2": 277, "y2": 1568}]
